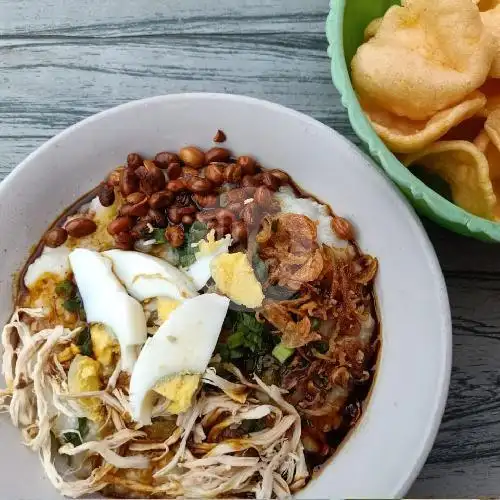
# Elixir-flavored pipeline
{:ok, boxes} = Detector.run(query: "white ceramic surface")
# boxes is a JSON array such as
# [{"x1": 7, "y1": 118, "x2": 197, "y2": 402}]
[{"x1": 0, "y1": 93, "x2": 451, "y2": 499}]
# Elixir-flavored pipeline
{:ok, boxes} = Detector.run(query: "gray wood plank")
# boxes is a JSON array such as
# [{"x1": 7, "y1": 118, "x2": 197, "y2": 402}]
[{"x1": 1, "y1": 0, "x2": 499, "y2": 496}]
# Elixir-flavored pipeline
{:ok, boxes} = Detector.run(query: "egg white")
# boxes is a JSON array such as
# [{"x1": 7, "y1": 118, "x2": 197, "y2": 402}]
[
  {"x1": 129, "y1": 293, "x2": 230, "y2": 425},
  {"x1": 186, "y1": 233, "x2": 232, "y2": 290},
  {"x1": 69, "y1": 248, "x2": 147, "y2": 372},
  {"x1": 103, "y1": 249, "x2": 198, "y2": 301},
  {"x1": 24, "y1": 246, "x2": 71, "y2": 288}
]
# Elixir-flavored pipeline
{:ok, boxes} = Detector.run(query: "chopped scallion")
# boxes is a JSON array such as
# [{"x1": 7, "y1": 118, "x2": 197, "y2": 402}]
[
  {"x1": 76, "y1": 327, "x2": 93, "y2": 357},
  {"x1": 152, "y1": 228, "x2": 167, "y2": 244},
  {"x1": 272, "y1": 342, "x2": 295, "y2": 364},
  {"x1": 78, "y1": 417, "x2": 89, "y2": 439},
  {"x1": 55, "y1": 279, "x2": 74, "y2": 297},
  {"x1": 62, "y1": 431, "x2": 82, "y2": 447}
]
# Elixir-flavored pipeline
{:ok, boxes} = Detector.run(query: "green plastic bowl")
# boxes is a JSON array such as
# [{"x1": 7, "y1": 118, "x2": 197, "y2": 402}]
[{"x1": 326, "y1": 0, "x2": 500, "y2": 242}]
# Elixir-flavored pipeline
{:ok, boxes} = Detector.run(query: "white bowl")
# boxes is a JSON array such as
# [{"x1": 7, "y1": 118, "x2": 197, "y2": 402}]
[{"x1": 0, "y1": 93, "x2": 451, "y2": 499}]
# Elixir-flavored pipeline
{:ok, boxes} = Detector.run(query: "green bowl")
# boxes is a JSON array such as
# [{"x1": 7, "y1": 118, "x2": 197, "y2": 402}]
[{"x1": 326, "y1": 0, "x2": 500, "y2": 242}]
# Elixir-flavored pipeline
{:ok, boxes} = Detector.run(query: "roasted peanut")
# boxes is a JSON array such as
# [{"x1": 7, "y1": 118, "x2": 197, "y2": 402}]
[
  {"x1": 226, "y1": 187, "x2": 256, "y2": 203},
  {"x1": 196, "y1": 208, "x2": 235, "y2": 225},
  {"x1": 269, "y1": 169, "x2": 289, "y2": 186},
  {"x1": 213, "y1": 129, "x2": 226, "y2": 143},
  {"x1": 166, "y1": 225, "x2": 185, "y2": 248},
  {"x1": 167, "y1": 207, "x2": 181, "y2": 224},
  {"x1": 252, "y1": 173, "x2": 264, "y2": 186},
  {"x1": 241, "y1": 175, "x2": 259, "y2": 187},
  {"x1": 131, "y1": 220, "x2": 153, "y2": 239},
  {"x1": 167, "y1": 179, "x2": 186, "y2": 192},
  {"x1": 136, "y1": 160, "x2": 166, "y2": 195},
  {"x1": 65, "y1": 218, "x2": 97, "y2": 238},
  {"x1": 217, "y1": 216, "x2": 234, "y2": 230},
  {"x1": 149, "y1": 190, "x2": 175, "y2": 209},
  {"x1": 147, "y1": 208, "x2": 167, "y2": 228},
  {"x1": 179, "y1": 146, "x2": 205, "y2": 168},
  {"x1": 196, "y1": 210, "x2": 216, "y2": 224},
  {"x1": 174, "y1": 191, "x2": 192, "y2": 207},
  {"x1": 126, "y1": 192, "x2": 147, "y2": 205},
  {"x1": 107, "y1": 216, "x2": 134, "y2": 236},
  {"x1": 154, "y1": 151, "x2": 180, "y2": 168},
  {"x1": 215, "y1": 208, "x2": 236, "y2": 225},
  {"x1": 168, "y1": 205, "x2": 196, "y2": 224},
  {"x1": 204, "y1": 163, "x2": 225, "y2": 186},
  {"x1": 205, "y1": 147, "x2": 231, "y2": 164},
  {"x1": 181, "y1": 214, "x2": 195, "y2": 225},
  {"x1": 214, "y1": 224, "x2": 229, "y2": 239},
  {"x1": 120, "y1": 195, "x2": 149, "y2": 217},
  {"x1": 127, "y1": 152, "x2": 143, "y2": 169},
  {"x1": 181, "y1": 166, "x2": 199, "y2": 179},
  {"x1": 45, "y1": 227, "x2": 68, "y2": 248},
  {"x1": 166, "y1": 162, "x2": 182, "y2": 180},
  {"x1": 253, "y1": 186, "x2": 272, "y2": 206},
  {"x1": 224, "y1": 164, "x2": 242, "y2": 184},
  {"x1": 119, "y1": 204, "x2": 146, "y2": 218},
  {"x1": 237, "y1": 155, "x2": 258, "y2": 175},
  {"x1": 107, "y1": 167, "x2": 123, "y2": 187},
  {"x1": 180, "y1": 205, "x2": 197, "y2": 215},
  {"x1": 331, "y1": 216, "x2": 354, "y2": 240},
  {"x1": 186, "y1": 176, "x2": 213, "y2": 193},
  {"x1": 193, "y1": 193, "x2": 218, "y2": 208},
  {"x1": 226, "y1": 201, "x2": 243, "y2": 217},
  {"x1": 120, "y1": 167, "x2": 140, "y2": 196},
  {"x1": 231, "y1": 221, "x2": 247, "y2": 244},
  {"x1": 98, "y1": 183, "x2": 115, "y2": 207},
  {"x1": 261, "y1": 172, "x2": 279, "y2": 191},
  {"x1": 114, "y1": 232, "x2": 135, "y2": 250}
]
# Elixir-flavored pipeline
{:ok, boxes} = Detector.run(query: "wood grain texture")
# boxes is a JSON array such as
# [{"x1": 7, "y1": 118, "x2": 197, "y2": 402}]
[{"x1": 1, "y1": 0, "x2": 499, "y2": 496}]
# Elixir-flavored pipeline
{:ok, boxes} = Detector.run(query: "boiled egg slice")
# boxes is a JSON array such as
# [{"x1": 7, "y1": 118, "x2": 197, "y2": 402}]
[
  {"x1": 210, "y1": 252, "x2": 264, "y2": 308},
  {"x1": 156, "y1": 297, "x2": 181, "y2": 323},
  {"x1": 24, "y1": 246, "x2": 71, "y2": 288},
  {"x1": 102, "y1": 249, "x2": 198, "y2": 301},
  {"x1": 69, "y1": 248, "x2": 147, "y2": 372},
  {"x1": 186, "y1": 230, "x2": 232, "y2": 290},
  {"x1": 67, "y1": 354, "x2": 104, "y2": 423},
  {"x1": 90, "y1": 323, "x2": 120, "y2": 374},
  {"x1": 129, "y1": 293, "x2": 230, "y2": 425}
]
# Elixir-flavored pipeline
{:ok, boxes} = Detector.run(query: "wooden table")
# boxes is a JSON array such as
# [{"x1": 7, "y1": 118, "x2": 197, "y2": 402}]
[{"x1": 1, "y1": 0, "x2": 497, "y2": 496}]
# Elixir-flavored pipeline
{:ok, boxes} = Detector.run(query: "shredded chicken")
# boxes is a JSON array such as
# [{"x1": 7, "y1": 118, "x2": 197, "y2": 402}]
[
  {"x1": 1, "y1": 308, "x2": 308, "y2": 498},
  {"x1": 59, "y1": 429, "x2": 149, "y2": 469}
]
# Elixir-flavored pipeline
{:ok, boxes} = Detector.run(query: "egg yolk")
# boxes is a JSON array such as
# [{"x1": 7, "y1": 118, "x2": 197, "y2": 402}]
[
  {"x1": 196, "y1": 229, "x2": 228, "y2": 257},
  {"x1": 67, "y1": 355, "x2": 103, "y2": 422},
  {"x1": 153, "y1": 374, "x2": 201, "y2": 414},
  {"x1": 156, "y1": 298, "x2": 181, "y2": 323},
  {"x1": 90, "y1": 324, "x2": 120, "y2": 370},
  {"x1": 57, "y1": 343, "x2": 80, "y2": 363},
  {"x1": 210, "y1": 252, "x2": 264, "y2": 308},
  {"x1": 23, "y1": 272, "x2": 78, "y2": 329}
]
